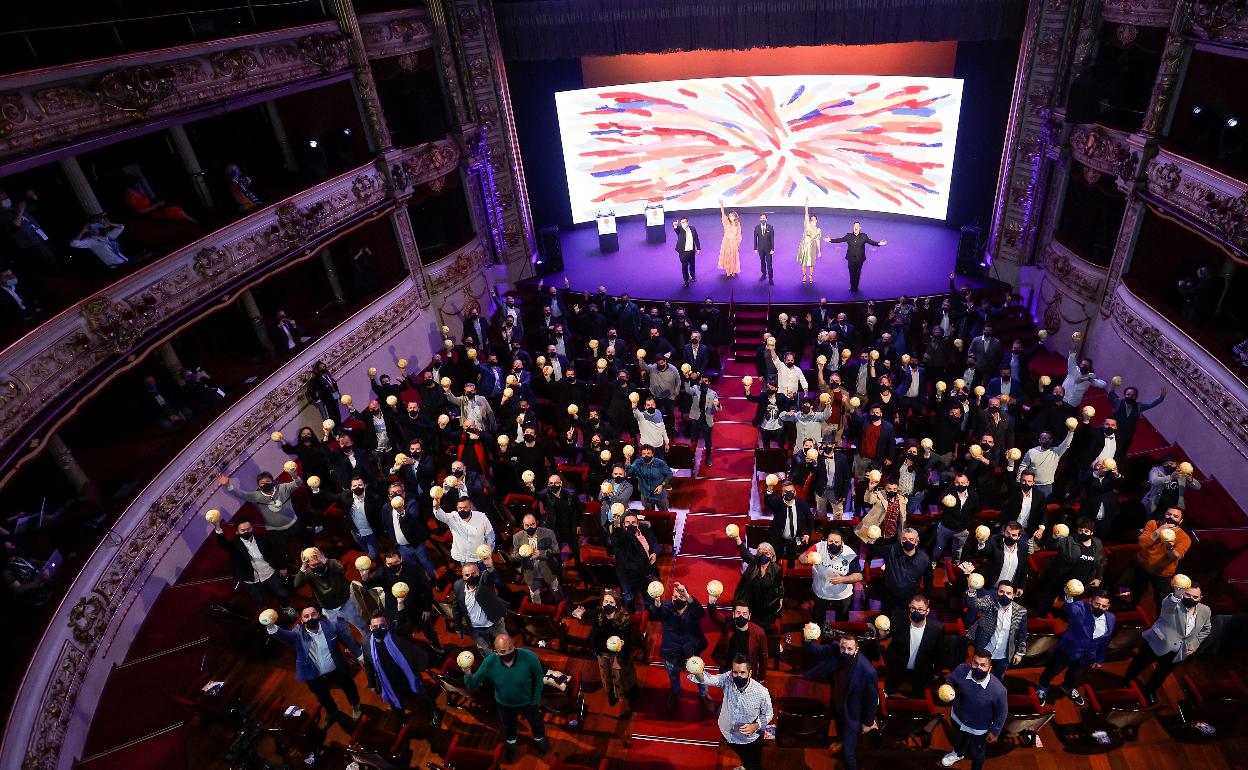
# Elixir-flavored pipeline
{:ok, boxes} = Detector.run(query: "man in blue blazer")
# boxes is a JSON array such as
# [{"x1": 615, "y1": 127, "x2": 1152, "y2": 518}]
[
  {"x1": 266, "y1": 605, "x2": 363, "y2": 721},
  {"x1": 1036, "y1": 588, "x2": 1115, "y2": 707},
  {"x1": 803, "y1": 634, "x2": 879, "y2": 770}
]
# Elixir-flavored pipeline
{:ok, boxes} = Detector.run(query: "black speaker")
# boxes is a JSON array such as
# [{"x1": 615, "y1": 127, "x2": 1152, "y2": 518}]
[
  {"x1": 955, "y1": 225, "x2": 986, "y2": 277},
  {"x1": 536, "y1": 226, "x2": 563, "y2": 275}
]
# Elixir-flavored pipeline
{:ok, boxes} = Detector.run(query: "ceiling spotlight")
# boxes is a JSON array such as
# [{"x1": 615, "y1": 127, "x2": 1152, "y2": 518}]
[
  {"x1": 1192, "y1": 105, "x2": 1203, "y2": 115},
  {"x1": 308, "y1": 139, "x2": 319, "y2": 149},
  {"x1": 1227, "y1": 116, "x2": 1240, "y2": 128}
]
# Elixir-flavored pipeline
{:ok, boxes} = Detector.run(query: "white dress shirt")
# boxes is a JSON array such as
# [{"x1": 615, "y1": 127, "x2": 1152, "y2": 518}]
[{"x1": 241, "y1": 536, "x2": 275, "y2": 583}]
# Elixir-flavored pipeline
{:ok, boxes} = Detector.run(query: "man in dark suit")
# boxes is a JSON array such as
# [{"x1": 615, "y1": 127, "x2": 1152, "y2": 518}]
[
  {"x1": 330, "y1": 435, "x2": 381, "y2": 488},
  {"x1": 766, "y1": 481, "x2": 812, "y2": 566},
  {"x1": 707, "y1": 599, "x2": 769, "y2": 682},
  {"x1": 932, "y1": 473, "x2": 980, "y2": 564},
  {"x1": 1106, "y1": 383, "x2": 1166, "y2": 461},
  {"x1": 958, "y1": 522, "x2": 1031, "y2": 591},
  {"x1": 334, "y1": 474, "x2": 386, "y2": 561},
  {"x1": 362, "y1": 549, "x2": 439, "y2": 649},
  {"x1": 464, "y1": 307, "x2": 491, "y2": 355},
  {"x1": 452, "y1": 560, "x2": 508, "y2": 653},
  {"x1": 681, "y1": 331, "x2": 711, "y2": 374},
  {"x1": 266, "y1": 606, "x2": 362, "y2": 721},
  {"x1": 1081, "y1": 461, "x2": 1123, "y2": 538},
  {"x1": 825, "y1": 221, "x2": 887, "y2": 292},
  {"x1": 672, "y1": 216, "x2": 700, "y2": 287},
  {"x1": 883, "y1": 594, "x2": 945, "y2": 697},
  {"x1": 213, "y1": 519, "x2": 295, "y2": 616},
  {"x1": 812, "y1": 444, "x2": 851, "y2": 517},
  {"x1": 612, "y1": 511, "x2": 659, "y2": 611},
  {"x1": 362, "y1": 610, "x2": 442, "y2": 724},
  {"x1": 1036, "y1": 589, "x2": 1114, "y2": 707},
  {"x1": 804, "y1": 635, "x2": 879, "y2": 770},
  {"x1": 1000, "y1": 472, "x2": 1049, "y2": 545},
  {"x1": 269, "y1": 310, "x2": 307, "y2": 351},
  {"x1": 754, "y1": 213, "x2": 774, "y2": 284},
  {"x1": 967, "y1": 325, "x2": 1001, "y2": 383}
]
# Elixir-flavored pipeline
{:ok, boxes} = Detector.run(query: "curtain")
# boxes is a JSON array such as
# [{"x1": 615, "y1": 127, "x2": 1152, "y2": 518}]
[{"x1": 494, "y1": 0, "x2": 1026, "y2": 61}]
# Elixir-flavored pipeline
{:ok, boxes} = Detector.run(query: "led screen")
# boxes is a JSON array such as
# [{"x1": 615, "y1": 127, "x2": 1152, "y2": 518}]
[{"x1": 554, "y1": 74, "x2": 964, "y2": 223}]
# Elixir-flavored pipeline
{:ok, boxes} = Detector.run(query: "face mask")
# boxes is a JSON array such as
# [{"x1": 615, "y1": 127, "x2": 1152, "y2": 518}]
[
  {"x1": 626, "y1": 524, "x2": 638, "y2": 535},
  {"x1": 824, "y1": 448, "x2": 835, "y2": 456},
  {"x1": 910, "y1": 610, "x2": 926, "y2": 624},
  {"x1": 839, "y1": 651, "x2": 855, "y2": 663},
  {"x1": 301, "y1": 435, "x2": 313, "y2": 443},
  {"x1": 645, "y1": 407, "x2": 656, "y2": 415},
  {"x1": 613, "y1": 475, "x2": 626, "y2": 482},
  {"x1": 313, "y1": 565, "x2": 327, "y2": 575},
  {"x1": 1125, "y1": 396, "x2": 1137, "y2": 404},
  {"x1": 353, "y1": 487, "x2": 365, "y2": 496},
  {"x1": 525, "y1": 435, "x2": 536, "y2": 443},
  {"x1": 259, "y1": 483, "x2": 275, "y2": 494},
  {"x1": 1039, "y1": 440, "x2": 1051, "y2": 449},
  {"x1": 1003, "y1": 536, "x2": 1018, "y2": 547},
  {"x1": 453, "y1": 469, "x2": 465, "y2": 478},
  {"x1": 757, "y1": 555, "x2": 771, "y2": 566},
  {"x1": 0, "y1": 199, "x2": 10, "y2": 209},
  {"x1": 886, "y1": 491, "x2": 898, "y2": 499},
  {"x1": 643, "y1": 456, "x2": 653, "y2": 464},
  {"x1": 1080, "y1": 534, "x2": 1093, "y2": 544},
  {"x1": 304, "y1": 618, "x2": 320, "y2": 632},
  {"x1": 997, "y1": 594, "x2": 1012, "y2": 607},
  {"x1": 783, "y1": 491, "x2": 796, "y2": 501},
  {"x1": 672, "y1": 599, "x2": 687, "y2": 611},
  {"x1": 988, "y1": 406, "x2": 1000, "y2": 415},
  {"x1": 466, "y1": 575, "x2": 481, "y2": 588},
  {"x1": 602, "y1": 603, "x2": 617, "y2": 615},
  {"x1": 971, "y1": 667, "x2": 990, "y2": 681},
  {"x1": 1104, "y1": 428, "x2": 1115, "y2": 437},
  {"x1": 871, "y1": 414, "x2": 882, "y2": 423},
  {"x1": 734, "y1": 616, "x2": 749, "y2": 629},
  {"x1": 1182, "y1": 597, "x2": 1198, "y2": 609},
  {"x1": 2, "y1": 278, "x2": 16, "y2": 288},
  {"x1": 901, "y1": 541, "x2": 916, "y2": 552},
  {"x1": 1090, "y1": 607, "x2": 1105, "y2": 618},
  {"x1": 238, "y1": 531, "x2": 254, "y2": 540},
  {"x1": 498, "y1": 651, "x2": 516, "y2": 663},
  {"x1": 1020, "y1": 483, "x2": 1033, "y2": 491},
  {"x1": 373, "y1": 626, "x2": 388, "y2": 640},
  {"x1": 802, "y1": 406, "x2": 812, "y2": 414},
  {"x1": 732, "y1": 675, "x2": 750, "y2": 690},
  {"x1": 1080, "y1": 366, "x2": 1091, "y2": 375},
  {"x1": 549, "y1": 484, "x2": 562, "y2": 493},
  {"x1": 1165, "y1": 517, "x2": 1180, "y2": 526},
  {"x1": 955, "y1": 485, "x2": 969, "y2": 493},
  {"x1": 459, "y1": 511, "x2": 472, "y2": 520}
]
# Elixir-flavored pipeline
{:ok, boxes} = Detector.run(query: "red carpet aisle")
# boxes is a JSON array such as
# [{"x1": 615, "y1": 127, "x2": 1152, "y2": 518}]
[{"x1": 626, "y1": 360, "x2": 760, "y2": 765}]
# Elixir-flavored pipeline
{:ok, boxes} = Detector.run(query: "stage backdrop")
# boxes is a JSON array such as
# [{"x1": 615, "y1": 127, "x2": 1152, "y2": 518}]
[{"x1": 554, "y1": 74, "x2": 964, "y2": 224}]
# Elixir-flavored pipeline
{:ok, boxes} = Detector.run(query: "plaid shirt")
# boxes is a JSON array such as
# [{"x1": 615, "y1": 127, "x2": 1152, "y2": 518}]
[{"x1": 700, "y1": 672, "x2": 773, "y2": 744}]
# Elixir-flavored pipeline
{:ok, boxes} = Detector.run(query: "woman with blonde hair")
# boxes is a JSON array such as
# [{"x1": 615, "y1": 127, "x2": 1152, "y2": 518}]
[
  {"x1": 717, "y1": 199, "x2": 742, "y2": 278},
  {"x1": 576, "y1": 589, "x2": 638, "y2": 707},
  {"x1": 727, "y1": 536, "x2": 785, "y2": 627},
  {"x1": 796, "y1": 198, "x2": 821, "y2": 284}
]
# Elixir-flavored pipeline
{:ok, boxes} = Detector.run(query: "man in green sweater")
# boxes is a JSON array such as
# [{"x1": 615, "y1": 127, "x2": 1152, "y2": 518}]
[{"x1": 463, "y1": 633, "x2": 549, "y2": 761}]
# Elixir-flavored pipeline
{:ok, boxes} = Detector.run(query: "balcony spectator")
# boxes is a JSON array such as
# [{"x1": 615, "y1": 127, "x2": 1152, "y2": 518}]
[
  {"x1": 121, "y1": 174, "x2": 198, "y2": 225},
  {"x1": 2, "y1": 536, "x2": 53, "y2": 607},
  {"x1": 68, "y1": 216, "x2": 129, "y2": 268},
  {"x1": 140, "y1": 374, "x2": 193, "y2": 430},
  {"x1": 225, "y1": 163, "x2": 262, "y2": 211},
  {"x1": 0, "y1": 268, "x2": 42, "y2": 325},
  {"x1": 1177, "y1": 266, "x2": 1221, "y2": 323},
  {"x1": 307, "y1": 361, "x2": 342, "y2": 422},
  {"x1": 0, "y1": 187, "x2": 62, "y2": 274},
  {"x1": 270, "y1": 309, "x2": 308, "y2": 351},
  {"x1": 179, "y1": 366, "x2": 226, "y2": 412}
]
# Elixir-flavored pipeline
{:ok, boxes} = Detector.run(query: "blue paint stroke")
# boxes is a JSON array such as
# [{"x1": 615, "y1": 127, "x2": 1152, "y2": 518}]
[
  {"x1": 591, "y1": 165, "x2": 640, "y2": 178},
  {"x1": 785, "y1": 85, "x2": 806, "y2": 106},
  {"x1": 891, "y1": 107, "x2": 936, "y2": 117},
  {"x1": 589, "y1": 129, "x2": 624, "y2": 135}
]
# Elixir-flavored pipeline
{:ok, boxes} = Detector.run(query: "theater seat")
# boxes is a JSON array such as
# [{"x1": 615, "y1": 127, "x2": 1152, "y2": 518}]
[
  {"x1": 426, "y1": 735, "x2": 502, "y2": 770},
  {"x1": 551, "y1": 756, "x2": 608, "y2": 770},
  {"x1": 999, "y1": 687, "x2": 1057, "y2": 746},
  {"x1": 541, "y1": 670, "x2": 586, "y2": 728},
  {"x1": 1022, "y1": 618, "x2": 1061, "y2": 662},
  {"x1": 346, "y1": 715, "x2": 411, "y2": 766},
  {"x1": 775, "y1": 694, "x2": 830, "y2": 747},
  {"x1": 666, "y1": 442, "x2": 694, "y2": 470},
  {"x1": 515, "y1": 597, "x2": 569, "y2": 649},
  {"x1": 1086, "y1": 682, "x2": 1160, "y2": 741},
  {"x1": 878, "y1": 688, "x2": 942, "y2": 749}
]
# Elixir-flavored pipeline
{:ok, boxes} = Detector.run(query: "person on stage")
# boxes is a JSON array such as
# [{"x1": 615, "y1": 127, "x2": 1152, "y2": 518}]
[
  {"x1": 673, "y1": 216, "x2": 700, "y2": 287},
  {"x1": 754, "y1": 212, "x2": 774, "y2": 284},
  {"x1": 826, "y1": 221, "x2": 887, "y2": 292},
  {"x1": 797, "y1": 199, "x2": 821, "y2": 284},
  {"x1": 717, "y1": 200, "x2": 741, "y2": 278}
]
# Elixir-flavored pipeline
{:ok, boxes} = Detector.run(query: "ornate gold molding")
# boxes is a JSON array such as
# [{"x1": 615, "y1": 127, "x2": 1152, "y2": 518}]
[
  {"x1": 0, "y1": 24, "x2": 352, "y2": 162},
  {"x1": 1101, "y1": 0, "x2": 1179, "y2": 27},
  {"x1": 359, "y1": 9, "x2": 435, "y2": 60},
  {"x1": 0, "y1": 140, "x2": 458, "y2": 451},
  {"x1": 1068, "y1": 124, "x2": 1138, "y2": 179},
  {"x1": 1146, "y1": 150, "x2": 1248, "y2": 248},
  {"x1": 1043, "y1": 240, "x2": 1106, "y2": 301}
]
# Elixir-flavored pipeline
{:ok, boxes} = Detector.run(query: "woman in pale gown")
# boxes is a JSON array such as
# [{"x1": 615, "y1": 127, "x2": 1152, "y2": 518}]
[
  {"x1": 717, "y1": 199, "x2": 742, "y2": 277},
  {"x1": 797, "y1": 199, "x2": 821, "y2": 283}
]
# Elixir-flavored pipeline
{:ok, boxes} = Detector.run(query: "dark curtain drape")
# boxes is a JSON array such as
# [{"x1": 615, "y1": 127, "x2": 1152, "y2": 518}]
[{"x1": 494, "y1": 0, "x2": 1026, "y2": 60}]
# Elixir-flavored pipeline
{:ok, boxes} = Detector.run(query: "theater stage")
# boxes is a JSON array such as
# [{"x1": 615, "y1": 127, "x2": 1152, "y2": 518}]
[{"x1": 532, "y1": 210, "x2": 990, "y2": 304}]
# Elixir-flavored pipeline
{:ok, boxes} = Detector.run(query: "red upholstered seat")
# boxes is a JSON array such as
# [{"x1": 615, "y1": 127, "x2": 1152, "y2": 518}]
[
  {"x1": 1087, "y1": 682, "x2": 1147, "y2": 712},
  {"x1": 430, "y1": 735, "x2": 501, "y2": 770},
  {"x1": 346, "y1": 715, "x2": 410, "y2": 762},
  {"x1": 1182, "y1": 671, "x2": 1248, "y2": 706},
  {"x1": 551, "y1": 756, "x2": 608, "y2": 770}
]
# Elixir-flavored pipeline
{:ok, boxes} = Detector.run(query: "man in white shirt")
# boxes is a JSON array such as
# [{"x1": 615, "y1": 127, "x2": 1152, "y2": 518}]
[
  {"x1": 800, "y1": 529, "x2": 862, "y2": 623},
  {"x1": 691, "y1": 654, "x2": 774, "y2": 770},
  {"x1": 1061, "y1": 351, "x2": 1107, "y2": 407},
  {"x1": 673, "y1": 216, "x2": 700, "y2": 286},
  {"x1": 69, "y1": 219, "x2": 128, "y2": 267},
  {"x1": 434, "y1": 496, "x2": 496, "y2": 564},
  {"x1": 770, "y1": 349, "x2": 809, "y2": 395},
  {"x1": 214, "y1": 520, "x2": 296, "y2": 618}
]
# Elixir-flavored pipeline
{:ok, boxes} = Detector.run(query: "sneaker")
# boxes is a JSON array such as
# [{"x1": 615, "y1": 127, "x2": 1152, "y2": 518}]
[
  {"x1": 350, "y1": 706, "x2": 362, "y2": 721},
  {"x1": 705, "y1": 457, "x2": 713, "y2": 467},
  {"x1": 534, "y1": 737, "x2": 551, "y2": 756},
  {"x1": 1036, "y1": 687, "x2": 1049, "y2": 707},
  {"x1": 941, "y1": 752, "x2": 965, "y2": 767},
  {"x1": 1067, "y1": 687, "x2": 1086, "y2": 707}
]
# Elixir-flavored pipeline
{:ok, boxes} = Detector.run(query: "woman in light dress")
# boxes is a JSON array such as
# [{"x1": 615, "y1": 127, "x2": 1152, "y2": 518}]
[
  {"x1": 717, "y1": 199, "x2": 742, "y2": 278},
  {"x1": 797, "y1": 199, "x2": 821, "y2": 283}
]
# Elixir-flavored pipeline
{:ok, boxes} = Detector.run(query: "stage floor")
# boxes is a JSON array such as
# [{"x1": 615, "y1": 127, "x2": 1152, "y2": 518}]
[{"x1": 536, "y1": 210, "x2": 988, "y2": 304}]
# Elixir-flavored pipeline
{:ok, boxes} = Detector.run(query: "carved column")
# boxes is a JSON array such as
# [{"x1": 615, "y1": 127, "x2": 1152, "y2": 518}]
[
  {"x1": 58, "y1": 156, "x2": 103, "y2": 217},
  {"x1": 329, "y1": 0, "x2": 393, "y2": 153},
  {"x1": 320, "y1": 247, "x2": 346, "y2": 305},
  {"x1": 422, "y1": 0, "x2": 475, "y2": 129},
  {"x1": 1140, "y1": 14, "x2": 1192, "y2": 140},
  {"x1": 1100, "y1": 134, "x2": 1154, "y2": 309},
  {"x1": 46, "y1": 433, "x2": 90, "y2": 495},
  {"x1": 156, "y1": 343, "x2": 186, "y2": 384},
  {"x1": 262, "y1": 100, "x2": 300, "y2": 171},
  {"x1": 390, "y1": 207, "x2": 433, "y2": 305},
  {"x1": 168, "y1": 125, "x2": 215, "y2": 209},
  {"x1": 239, "y1": 289, "x2": 275, "y2": 355}
]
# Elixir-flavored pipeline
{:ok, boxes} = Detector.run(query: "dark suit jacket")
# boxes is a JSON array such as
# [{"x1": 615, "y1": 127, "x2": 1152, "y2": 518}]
[
  {"x1": 673, "y1": 223, "x2": 700, "y2": 253},
  {"x1": 765, "y1": 496, "x2": 813, "y2": 545},
  {"x1": 753, "y1": 222, "x2": 774, "y2": 254},
  {"x1": 681, "y1": 343, "x2": 710, "y2": 374},
  {"x1": 812, "y1": 452, "x2": 851, "y2": 500},
  {"x1": 215, "y1": 530, "x2": 284, "y2": 582},
  {"x1": 710, "y1": 611, "x2": 769, "y2": 680},
  {"x1": 938, "y1": 487, "x2": 981, "y2": 533},
  {"x1": 803, "y1": 648, "x2": 879, "y2": 726},
  {"x1": 958, "y1": 535, "x2": 1032, "y2": 590},
  {"x1": 999, "y1": 486, "x2": 1050, "y2": 530},
  {"x1": 1080, "y1": 472, "x2": 1121, "y2": 531},
  {"x1": 365, "y1": 560, "x2": 433, "y2": 618},
  {"x1": 883, "y1": 615, "x2": 946, "y2": 688},
  {"x1": 1055, "y1": 598, "x2": 1115, "y2": 664},
  {"x1": 826, "y1": 231, "x2": 880, "y2": 262},
  {"x1": 451, "y1": 570, "x2": 508, "y2": 632},
  {"x1": 612, "y1": 523, "x2": 659, "y2": 586},
  {"x1": 331, "y1": 447, "x2": 382, "y2": 487},
  {"x1": 333, "y1": 488, "x2": 387, "y2": 539}
]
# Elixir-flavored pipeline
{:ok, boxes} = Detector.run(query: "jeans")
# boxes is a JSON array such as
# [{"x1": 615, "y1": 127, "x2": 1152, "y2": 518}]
[
  {"x1": 833, "y1": 712, "x2": 861, "y2": 770},
  {"x1": 931, "y1": 523, "x2": 969, "y2": 562},
  {"x1": 353, "y1": 531, "x2": 381, "y2": 562},
  {"x1": 906, "y1": 493, "x2": 925, "y2": 516},
  {"x1": 952, "y1": 727, "x2": 988, "y2": 770},
  {"x1": 689, "y1": 419, "x2": 713, "y2": 452},
  {"x1": 665, "y1": 658, "x2": 708, "y2": 696},
  {"x1": 1034, "y1": 483, "x2": 1053, "y2": 499},
  {"x1": 1038, "y1": 648, "x2": 1088, "y2": 692},
  {"x1": 498, "y1": 703, "x2": 546, "y2": 743},
  {"x1": 642, "y1": 492, "x2": 670, "y2": 511},
  {"x1": 398, "y1": 543, "x2": 437, "y2": 582},
  {"x1": 469, "y1": 618, "x2": 507, "y2": 654},
  {"x1": 728, "y1": 736, "x2": 764, "y2": 770},
  {"x1": 304, "y1": 667, "x2": 359, "y2": 716},
  {"x1": 324, "y1": 599, "x2": 365, "y2": 637},
  {"x1": 243, "y1": 572, "x2": 289, "y2": 610},
  {"x1": 990, "y1": 656, "x2": 1010, "y2": 680}
]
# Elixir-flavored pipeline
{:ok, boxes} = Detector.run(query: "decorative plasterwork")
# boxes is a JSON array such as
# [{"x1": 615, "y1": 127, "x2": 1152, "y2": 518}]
[
  {"x1": 1146, "y1": 149, "x2": 1248, "y2": 247},
  {"x1": 1187, "y1": 0, "x2": 1248, "y2": 44},
  {"x1": 359, "y1": 9, "x2": 435, "y2": 60},
  {"x1": 1069, "y1": 124, "x2": 1138, "y2": 179},
  {"x1": 0, "y1": 26, "x2": 350, "y2": 162},
  {"x1": 1043, "y1": 239, "x2": 1106, "y2": 301},
  {"x1": 1101, "y1": 0, "x2": 1179, "y2": 27},
  {"x1": 0, "y1": 140, "x2": 458, "y2": 450},
  {"x1": 426, "y1": 242, "x2": 489, "y2": 295},
  {"x1": 1108, "y1": 285, "x2": 1248, "y2": 456}
]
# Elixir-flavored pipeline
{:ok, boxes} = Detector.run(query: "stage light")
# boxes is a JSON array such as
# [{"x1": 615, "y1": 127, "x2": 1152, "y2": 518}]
[
  {"x1": 1192, "y1": 105, "x2": 1203, "y2": 115},
  {"x1": 342, "y1": 128, "x2": 352, "y2": 135},
  {"x1": 1227, "y1": 116, "x2": 1239, "y2": 128},
  {"x1": 308, "y1": 140, "x2": 318, "y2": 148}
]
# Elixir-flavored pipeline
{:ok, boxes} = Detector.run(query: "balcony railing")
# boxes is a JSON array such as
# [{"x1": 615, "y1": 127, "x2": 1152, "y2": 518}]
[
  {"x1": 1068, "y1": 124, "x2": 1138, "y2": 182},
  {"x1": 1145, "y1": 146, "x2": 1248, "y2": 251},
  {"x1": 0, "y1": 138, "x2": 459, "y2": 475},
  {"x1": 1041, "y1": 237, "x2": 1107, "y2": 302},
  {"x1": 0, "y1": 7, "x2": 431, "y2": 170}
]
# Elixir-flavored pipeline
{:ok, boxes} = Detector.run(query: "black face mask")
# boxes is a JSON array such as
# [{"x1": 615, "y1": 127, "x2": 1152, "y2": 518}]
[
  {"x1": 498, "y1": 651, "x2": 516, "y2": 663},
  {"x1": 525, "y1": 526, "x2": 537, "y2": 535},
  {"x1": 301, "y1": 435, "x2": 313, "y2": 443},
  {"x1": 1165, "y1": 517, "x2": 1180, "y2": 526},
  {"x1": 1003, "y1": 536, "x2": 1018, "y2": 547},
  {"x1": 304, "y1": 618, "x2": 320, "y2": 632},
  {"x1": 1182, "y1": 597, "x2": 1198, "y2": 609},
  {"x1": 757, "y1": 555, "x2": 771, "y2": 566},
  {"x1": 839, "y1": 651, "x2": 855, "y2": 664},
  {"x1": 238, "y1": 531, "x2": 254, "y2": 540},
  {"x1": 625, "y1": 524, "x2": 638, "y2": 535},
  {"x1": 734, "y1": 616, "x2": 749, "y2": 629},
  {"x1": 613, "y1": 475, "x2": 626, "y2": 483},
  {"x1": 549, "y1": 484, "x2": 562, "y2": 493},
  {"x1": 971, "y1": 667, "x2": 989, "y2": 681},
  {"x1": 259, "y1": 483, "x2": 275, "y2": 494},
  {"x1": 901, "y1": 542, "x2": 916, "y2": 552},
  {"x1": 910, "y1": 610, "x2": 926, "y2": 624},
  {"x1": 871, "y1": 414, "x2": 882, "y2": 423},
  {"x1": 352, "y1": 487, "x2": 365, "y2": 496},
  {"x1": 1080, "y1": 534, "x2": 1093, "y2": 544},
  {"x1": 732, "y1": 675, "x2": 750, "y2": 690},
  {"x1": 988, "y1": 406, "x2": 1000, "y2": 415},
  {"x1": 645, "y1": 407, "x2": 656, "y2": 414},
  {"x1": 643, "y1": 456, "x2": 653, "y2": 464},
  {"x1": 783, "y1": 491, "x2": 796, "y2": 501},
  {"x1": 802, "y1": 406, "x2": 812, "y2": 414},
  {"x1": 313, "y1": 565, "x2": 327, "y2": 575},
  {"x1": 1020, "y1": 483, "x2": 1033, "y2": 491},
  {"x1": 955, "y1": 485, "x2": 969, "y2": 493},
  {"x1": 459, "y1": 510, "x2": 472, "y2": 520},
  {"x1": 525, "y1": 435, "x2": 536, "y2": 443},
  {"x1": 672, "y1": 599, "x2": 687, "y2": 611},
  {"x1": 886, "y1": 490, "x2": 898, "y2": 499},
  {"x1": 1090, "y1": 607, "x2": 1105, "y2": 618},
  {"x1": 1103, "y1": 428, "x2": 1115, "y2": 437},
  {"x1": 453, "y1": 469, "x2": 465, "y2": 478},
  {"x1": 602, "y1": 603, "x2": 617, "y2": 615},
  {"x1": 466, "y1": 575, "x2": 481, "y2": 588},
  {"x1": 997, "y1": 594, "x2": 1012, "y2": 607},
  {"x1": 1039, "y1": 440, "x2": 1051, "y2": 449}
]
